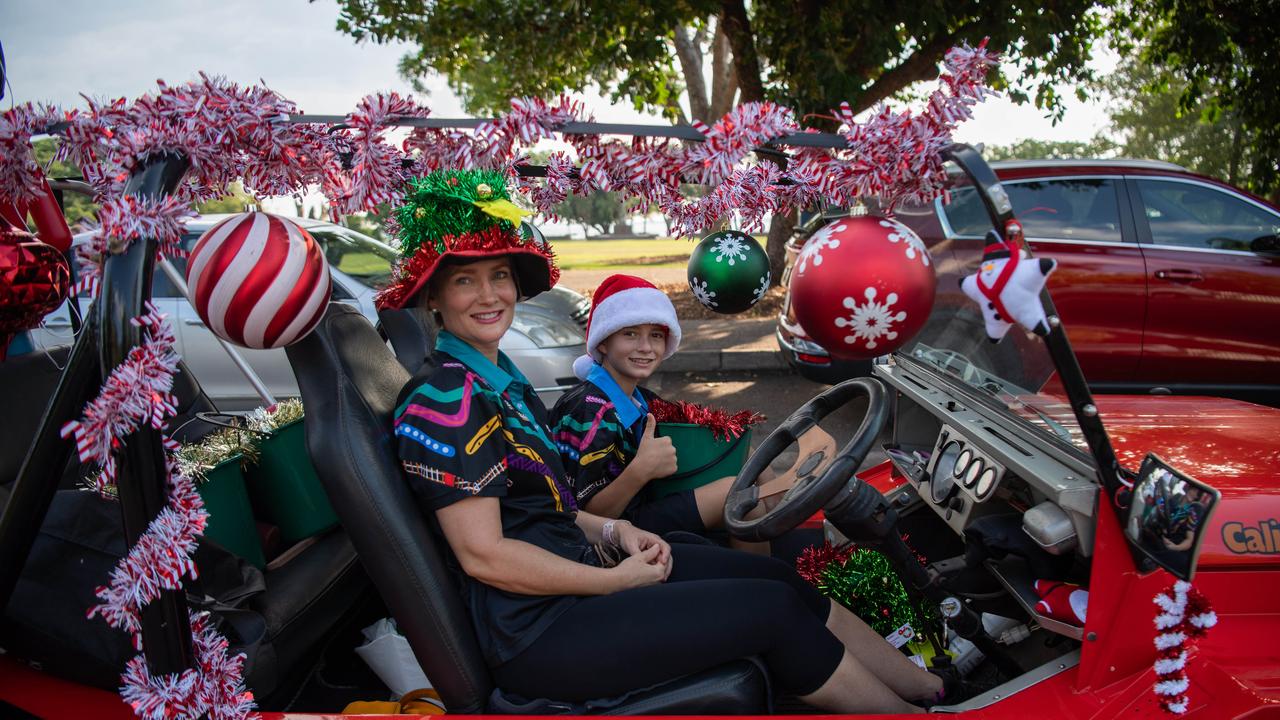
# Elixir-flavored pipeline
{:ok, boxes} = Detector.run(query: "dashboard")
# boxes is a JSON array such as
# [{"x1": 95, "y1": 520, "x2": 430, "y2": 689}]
[{"x1": 873, "y1": 359, "x2": 1101, "y2": 556}]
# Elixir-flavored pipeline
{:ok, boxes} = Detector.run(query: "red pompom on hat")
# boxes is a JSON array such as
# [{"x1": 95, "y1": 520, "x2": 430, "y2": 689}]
[{"x1": 573, "y1": 274, "x2": 681, "y2": 379}]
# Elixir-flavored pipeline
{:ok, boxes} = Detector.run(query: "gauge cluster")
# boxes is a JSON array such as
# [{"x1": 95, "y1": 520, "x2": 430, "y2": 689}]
[{"x1": 912, "y1": 425, "x2": 1008, "y2": 530}]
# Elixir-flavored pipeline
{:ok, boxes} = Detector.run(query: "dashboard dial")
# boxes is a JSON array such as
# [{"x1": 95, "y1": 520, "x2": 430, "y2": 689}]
[
  {"x1": 975, "y1": 467, "x2": 998, "y2": 498},
  {"x1": 963, "y1": 458, "x2": 985, "y2": 488},
  {"x1": 930, "y1": 441, "x2": 962, "y2": 504},
  {"x1": 953, "y1": 449, "x2": 973, "y2": 479}
]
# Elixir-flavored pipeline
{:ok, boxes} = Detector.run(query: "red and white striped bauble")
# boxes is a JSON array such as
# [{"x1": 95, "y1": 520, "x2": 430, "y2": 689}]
[{"x1": 186, "y1": 212, "x2": 331, "y2": 349}]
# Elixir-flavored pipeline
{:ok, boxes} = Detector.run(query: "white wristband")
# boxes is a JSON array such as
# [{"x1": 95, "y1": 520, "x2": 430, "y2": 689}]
[{"x1": 602, "y1": 519, "x2": 623, "y2": 546}]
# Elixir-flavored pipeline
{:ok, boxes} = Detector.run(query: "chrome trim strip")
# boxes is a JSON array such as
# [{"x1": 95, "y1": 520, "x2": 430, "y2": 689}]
[
  {"x1": 931, "y1": 649, "x2": 1081, "y2": 713},
  {"x1": 534, "y1": 384, "x2": 577, "y2": 394},
  {"x1": 1142, "y1": 243, "x2": 1275, "y2": 257},
  {"x1": 943, "y1": 232, "x2": 1136, "y2": 249}
]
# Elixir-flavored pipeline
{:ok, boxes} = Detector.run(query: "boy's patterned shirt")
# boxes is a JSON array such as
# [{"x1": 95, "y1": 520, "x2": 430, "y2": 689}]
[{"x1": 549, "y1": 365, "x2": 661, "y2": 511}]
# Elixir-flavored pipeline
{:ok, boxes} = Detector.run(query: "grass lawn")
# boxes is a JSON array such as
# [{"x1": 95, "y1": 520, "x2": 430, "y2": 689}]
[
  {"x1": 549, "y1": 237, "x2": 694, "y2": 270},
  {"x1": 549, "y1": 236, "x2": 767, "y2": 270}
]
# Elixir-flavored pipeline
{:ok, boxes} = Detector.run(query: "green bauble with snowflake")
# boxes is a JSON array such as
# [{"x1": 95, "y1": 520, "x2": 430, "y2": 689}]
[{"x1": 687, "y1": 230, "x2": 772, "y2": 314}]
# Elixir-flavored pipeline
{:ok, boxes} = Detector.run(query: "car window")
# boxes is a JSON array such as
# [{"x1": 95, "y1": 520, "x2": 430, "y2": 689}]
[
  {"x1": 1134, "y1": 179, "x2": 1280, "y2": 253},
  {"x1": 309, "y1": 227, "x2": 397, "y2": 290},
  {"x1": 942, "y1": 178, "x2": 1122, "y2": 243}
]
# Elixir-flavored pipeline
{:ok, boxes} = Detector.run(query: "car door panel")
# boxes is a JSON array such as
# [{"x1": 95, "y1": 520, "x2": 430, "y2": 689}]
[
  {"x1": 1027, "y1": 238, "x2": 1147, "y2": 383},
  {"x1": 938, "y1": 177, "x2": 1146, "y2": 384},
  {"x1": 1129, "y1": 178, "x2": 1280, "y2": 388}
]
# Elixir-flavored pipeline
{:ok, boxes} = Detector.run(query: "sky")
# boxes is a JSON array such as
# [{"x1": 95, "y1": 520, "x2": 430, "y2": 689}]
[{"x1": 2, "y1": 0, "x2": 1115, "y2": 147}]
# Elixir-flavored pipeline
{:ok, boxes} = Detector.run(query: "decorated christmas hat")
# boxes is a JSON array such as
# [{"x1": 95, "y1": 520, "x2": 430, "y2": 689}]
[
  {"x1": 572, "y1": 273, "x2": 682, "y2": 379},
  {"x1": 375, "y1": 169, "x2": 559, "y2": 310}
]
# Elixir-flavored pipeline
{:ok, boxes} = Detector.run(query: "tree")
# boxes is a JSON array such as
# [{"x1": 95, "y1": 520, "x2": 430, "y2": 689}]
[
  {"x1": 555, "y1": 191, "x2": 630, "y2": 237},
  {"x1": 194, "y1": 182, "x2": 259, "y2": 215},
  {"x1": 30, "y1": 139, "x2": 98, "y2": 230},
  {"x1": 333, "y1": 0, "x2": 1112, "y2": 282},
  {"x1": 1095, "y1": 51, "x2": 1262, "y2": 193},
  {"x1": 984, "y1": 137, "x2": 1117, "y2": 162},
  {"x1": 1110, "y1": 0, "x2": 1280, "y2": 197}
]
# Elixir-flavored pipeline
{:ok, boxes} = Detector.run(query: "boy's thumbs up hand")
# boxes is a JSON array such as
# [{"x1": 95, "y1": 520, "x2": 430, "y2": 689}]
[{"x1": 635, "y1": 414, "x2": 678, "y2": 481}]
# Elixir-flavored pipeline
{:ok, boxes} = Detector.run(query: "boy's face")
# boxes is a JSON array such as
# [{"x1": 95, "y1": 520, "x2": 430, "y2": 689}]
[{"x1": 598, "y1": 323, "x2": 669, "y2": 383}]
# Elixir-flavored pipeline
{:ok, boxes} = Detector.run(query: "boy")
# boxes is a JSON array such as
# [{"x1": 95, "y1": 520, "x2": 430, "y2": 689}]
[{"x1": 550, "y1": 274, "x2": 766, "y2": 552}]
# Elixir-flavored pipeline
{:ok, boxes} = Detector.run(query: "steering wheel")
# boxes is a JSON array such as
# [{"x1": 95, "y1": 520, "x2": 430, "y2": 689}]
[{"x1": 724, "y1": 377, "x2": 890, "y2": 542}]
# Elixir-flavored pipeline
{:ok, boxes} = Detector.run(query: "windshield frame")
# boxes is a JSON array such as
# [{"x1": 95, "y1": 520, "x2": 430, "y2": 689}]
[
  {"x1": 891, "y1": 348, "x2": 1096, "y2": 468},
  {"x1": 907, "y1": 144, "x2": 1128, "y2": 499}
]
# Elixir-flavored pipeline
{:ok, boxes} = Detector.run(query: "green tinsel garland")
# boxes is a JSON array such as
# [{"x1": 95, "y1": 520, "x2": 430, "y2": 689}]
[
  {"x1": 395, "y1": 169, "x2": 516, "y2": 256},
  {"x1": 244, "y1": 398, "x2": 305, "y2": 434},
  {"x1": 818, "y1": 548, "x2": 939, "y2": 638}
]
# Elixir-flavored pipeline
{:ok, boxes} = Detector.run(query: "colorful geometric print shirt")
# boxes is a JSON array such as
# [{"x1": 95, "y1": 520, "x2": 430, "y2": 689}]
[
  {"x1": 394, "y1": 330, "x2": 597, "y2": 666},
  {"x1": 549, "y1": 363, "x2": 660, "y2": 512}
]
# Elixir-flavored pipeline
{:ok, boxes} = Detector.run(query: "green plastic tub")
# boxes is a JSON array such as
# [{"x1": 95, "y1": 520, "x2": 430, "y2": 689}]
[
  {"x1": 196, "y1": 455, "x2": 267, "y2": 569},
  {"x1": 244, "y1": 417, "x2": 339, "y2": 544},
  {"x1": 648, "y1": 424, "x2": 752, "y2": 499}
]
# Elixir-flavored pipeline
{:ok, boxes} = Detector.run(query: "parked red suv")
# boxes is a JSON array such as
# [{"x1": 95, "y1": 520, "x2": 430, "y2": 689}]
[{"x1": 777, "y1": 159, "x2": 1280, "y2": 403}]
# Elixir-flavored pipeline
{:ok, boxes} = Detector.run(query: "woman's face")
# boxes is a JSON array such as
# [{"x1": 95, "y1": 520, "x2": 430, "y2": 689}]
[{"x1": 427, "y1": 257, "x2": 517, "y2": 353}]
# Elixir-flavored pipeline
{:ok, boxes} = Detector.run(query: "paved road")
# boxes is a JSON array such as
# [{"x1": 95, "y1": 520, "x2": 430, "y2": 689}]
[
  {"x1": 646, "y1": 369, "x2": 891, "y2": 474},
  {"x1": 560, "y1": 267, "x2": 688, "y2": 294}
]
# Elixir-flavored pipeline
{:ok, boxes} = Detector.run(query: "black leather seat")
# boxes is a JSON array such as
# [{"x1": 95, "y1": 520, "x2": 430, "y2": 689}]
[
  {"x1": 286, "y1": 303, "x2": 770, "y2": 714},
  {"x1": 378, "y1": 306, "x2": 436, "y2": 376},
  {"x1": 1, "y1": 343, "x2": 368, "y2": 705}
]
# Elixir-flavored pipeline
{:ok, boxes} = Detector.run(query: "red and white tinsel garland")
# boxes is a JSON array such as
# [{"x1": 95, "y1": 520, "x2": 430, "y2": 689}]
[
  {"x1": 1, "y1": 39, "x2": 998, "y2": 265},
  {"x1": 2, "y1": 41, "x2": 998, "y2": 719},
  {"x1": 62, "y1": 304, "x2": 255, "y2": 720},
  {"x1": 1153, "y1": 580, "x2": 1218, "y2": 714}
]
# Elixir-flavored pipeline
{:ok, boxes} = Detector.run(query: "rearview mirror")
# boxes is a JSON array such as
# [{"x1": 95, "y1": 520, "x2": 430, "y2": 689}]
[{"x1": 1124, "y1": 454, "x2": 1220, "y2": 580}]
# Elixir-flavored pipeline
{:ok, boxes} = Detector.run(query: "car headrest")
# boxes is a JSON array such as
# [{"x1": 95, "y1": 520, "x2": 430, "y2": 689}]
[
  {"x1": 378, "y1": 306, "x2": 437, "y2": 376},
  {"x1": 284, "y1": 303, "x2": 492, "y2": 712}
]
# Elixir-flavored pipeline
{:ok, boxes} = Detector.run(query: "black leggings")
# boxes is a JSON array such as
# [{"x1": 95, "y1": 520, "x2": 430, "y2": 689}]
[{"x1": 492, "y1": 543, "x2": 846, "y2": 702}]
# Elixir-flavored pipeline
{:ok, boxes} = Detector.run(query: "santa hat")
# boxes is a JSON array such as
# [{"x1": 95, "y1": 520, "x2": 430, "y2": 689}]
[
  {"x1": 375, "y1": 169, "x2": 558, "y2": 310},
  {"x1": 572, "y1": 274, "x2": 682, "y2": 379},
  {"x1": 1033, "y1": 579, "x2": 1088, "y2": 627}
]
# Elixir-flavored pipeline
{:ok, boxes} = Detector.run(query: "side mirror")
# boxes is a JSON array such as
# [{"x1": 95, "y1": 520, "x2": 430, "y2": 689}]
[{"x1": 1124, "y1": 453, "x2": 1221, "y2": 580}]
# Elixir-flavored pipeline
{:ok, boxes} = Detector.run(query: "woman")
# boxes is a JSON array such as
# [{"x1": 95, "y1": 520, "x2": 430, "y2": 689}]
[{"x1": 378, "y1": 170, "x2": 945, "y2": 713}]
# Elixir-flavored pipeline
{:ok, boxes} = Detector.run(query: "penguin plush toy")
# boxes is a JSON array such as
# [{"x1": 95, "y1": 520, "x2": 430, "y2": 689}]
[{"x1": 960, "y1": 230, "x2": 1058, "y2": 341}]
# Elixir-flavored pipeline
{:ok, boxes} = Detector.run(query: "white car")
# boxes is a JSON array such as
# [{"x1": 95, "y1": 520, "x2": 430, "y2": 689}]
[{"x1": 31, "y1": 215, "x2": 589, "y2": 410}]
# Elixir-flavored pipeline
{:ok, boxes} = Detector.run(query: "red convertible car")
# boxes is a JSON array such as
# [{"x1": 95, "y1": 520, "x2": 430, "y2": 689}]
[
  {"x1": 2, "y1": 149, "x2": 1277, "y2": 719},
  {"x1": 777, "y1": 159, "x2": 1280, "y2": 406}
]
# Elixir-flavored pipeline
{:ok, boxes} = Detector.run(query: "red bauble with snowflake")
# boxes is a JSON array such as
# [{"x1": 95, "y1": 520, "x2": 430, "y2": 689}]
[{"x1": 790, "y1": 215, "x2": 936, "y2": 360}]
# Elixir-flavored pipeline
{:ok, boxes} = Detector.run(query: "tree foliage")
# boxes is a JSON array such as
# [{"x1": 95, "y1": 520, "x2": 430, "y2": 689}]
[
  {"x1": 555, "y1": 191, "x2": 629, "y2": 236},
  {"x1": 332, "y1": 0, "x2": 1114, "y2": 282},
  {"x1": 984, "y1": 137, "x2": 1117, "y2": 162},
  {"x1": 335, "y1": 0, "x2": 1108, "y2": 120},
  {"x1": 30, "y1": 139, "x2": 98, "y2": 229},
  {"x1": 1110, "y1": 0, "x2": 1280, "y2": 195},
  {"x1": 194, "y1": 182, "x2": 258, "y2": 215},
  {"x1": 1097, "y1": 51, "x2": 1263, "y2": 193}
]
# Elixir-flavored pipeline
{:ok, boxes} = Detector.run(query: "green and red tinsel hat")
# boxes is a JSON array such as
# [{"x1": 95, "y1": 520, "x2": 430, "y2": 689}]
[{"x1": 375, "y1": 169, "x2": 559, "y2": 310}]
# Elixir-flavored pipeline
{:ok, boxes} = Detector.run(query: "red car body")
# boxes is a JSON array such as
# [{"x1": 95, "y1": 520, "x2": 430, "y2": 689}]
[
  {"x1": 7, "y1": 391, "x2": 1279, "y2": 719},
  {"x1": 778, "y1": 160, "x2": 1280, "y2": 404}
]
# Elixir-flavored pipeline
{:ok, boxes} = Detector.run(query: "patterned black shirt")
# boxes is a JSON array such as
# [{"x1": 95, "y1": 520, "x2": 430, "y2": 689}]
[
  {"x1": 549, "y1": 363, "x2": 661, "y2": 513},
  {"x1": 394, "y1": 331, "x2": 597, "y2": 666}
]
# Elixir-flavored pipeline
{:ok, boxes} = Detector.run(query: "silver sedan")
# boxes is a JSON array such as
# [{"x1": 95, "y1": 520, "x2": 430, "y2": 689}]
[{"x1": 31, "y1": 215, "x2": 589, "y2": 410}]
